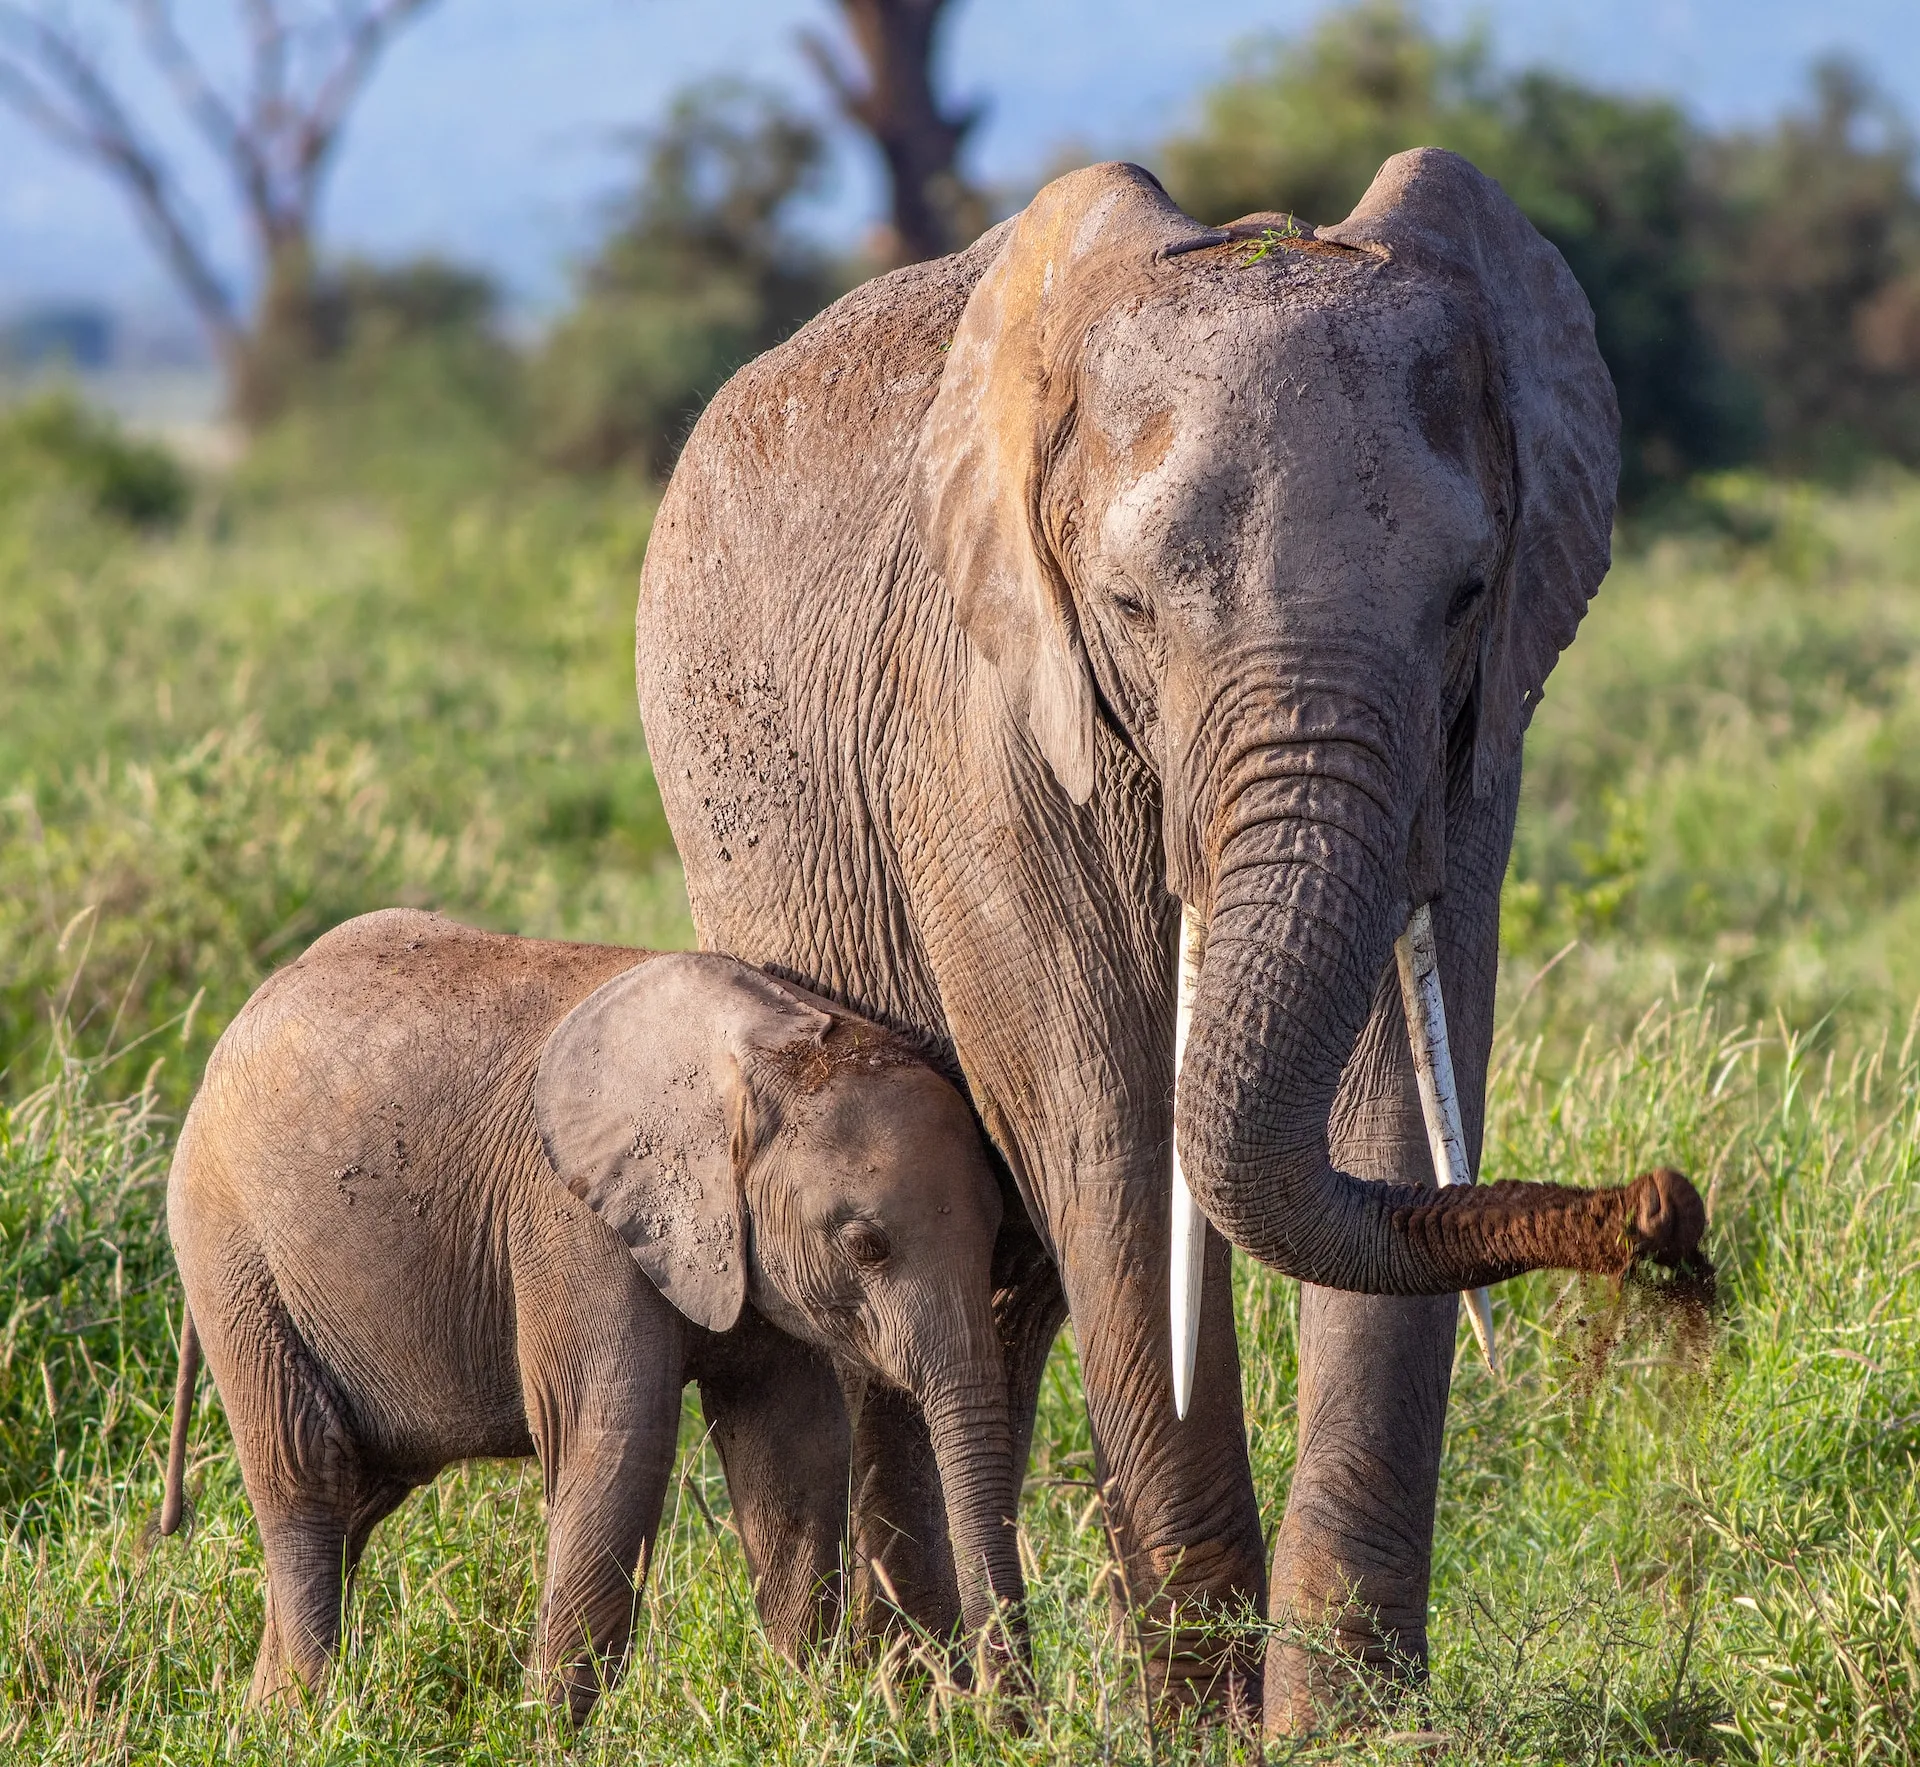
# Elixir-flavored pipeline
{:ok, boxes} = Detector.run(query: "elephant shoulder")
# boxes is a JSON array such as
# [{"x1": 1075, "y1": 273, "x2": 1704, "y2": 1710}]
[
  {"x1": 675, "y1": 220, "x2": 1016, "y2": 496},
  {"x1": 211, "y1": 913, "x2": 646, "y2": 1107}
]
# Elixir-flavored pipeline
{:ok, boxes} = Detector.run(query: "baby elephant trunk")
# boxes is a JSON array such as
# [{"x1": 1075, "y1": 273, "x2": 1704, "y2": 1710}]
[{"x1": 921, "y1": 1348, "x2": 1029, "y2": 1689}]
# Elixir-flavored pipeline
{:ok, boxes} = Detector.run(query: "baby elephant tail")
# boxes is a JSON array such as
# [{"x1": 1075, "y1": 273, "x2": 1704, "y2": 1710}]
[{"x1": 159, "y1": 1304, "x2": 201, "y2": 1537}]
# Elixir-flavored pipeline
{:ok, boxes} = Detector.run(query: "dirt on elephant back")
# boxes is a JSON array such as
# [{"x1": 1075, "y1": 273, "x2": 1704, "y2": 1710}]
[{"x1": 1546, "y1": 1259, "x2": 1720, "y2": 1411}]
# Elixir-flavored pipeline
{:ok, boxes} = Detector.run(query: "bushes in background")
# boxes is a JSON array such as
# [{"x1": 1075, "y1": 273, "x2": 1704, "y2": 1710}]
[
  {"x1": 1160, "y1": 0, "x2": 1920, "y2": 500},
  {"x1": 532, "y1": 82, "x2": 846, "y2": 479},
  {"x1": 0, "y1": 395, "x2": 188, "y2": 528}
]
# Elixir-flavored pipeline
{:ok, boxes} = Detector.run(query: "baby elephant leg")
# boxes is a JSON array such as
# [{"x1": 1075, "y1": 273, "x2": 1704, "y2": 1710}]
[
  {"x1": 249, "y1": 1476, "x2": 409, "y2": 1707},
  {"x1": 203, "y1": 1255, "x2": 409, "y2": 1709},
  {"x1": 521, "y1": 1255, "x2": 686, "y2": 1731},
  {"x1": 535, "y1": 1413, "x2": 681, "y2": 1724},
  {"x1": 696, "y1": 1314, "x2": 852, "y2": 1660}
]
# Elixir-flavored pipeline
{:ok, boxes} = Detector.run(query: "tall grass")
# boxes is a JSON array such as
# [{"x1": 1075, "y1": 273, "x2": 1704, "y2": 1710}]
[
  {"x1": 7, "y1": 409, "x2": 1920, "y2": 1759},
  {"x1": 1, "y1": 996, "x2": 1914, "y2": 1762},
  {"x1": 0, "y1": 437, "x2": 689, "y2": 1100},
  {"x1": 0, "y1": 722, "x2": 689, "y2": 1103},
  {"x1": 1506, "y1": 470, "x2": 1920, "y2": 1038}
]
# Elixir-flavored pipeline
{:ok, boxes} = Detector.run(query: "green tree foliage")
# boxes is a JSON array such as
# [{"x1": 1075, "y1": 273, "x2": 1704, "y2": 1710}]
[
  {"x1": 244, "y1": 258, "x2": 529, "y2": 498},
  {"x1": 313, "y1": 259, "x2": 502, "y2": 358},
  {"x1": 1495, "y1": 74, "x2": 1756, "y2": 495},
  {"x1": 1160, "y1": 0, "x2": 1745, "y2": 500},
  {"x1": 1696, "y1": 60, "x2": 1920, "y2": 473},
  {"x1": 533, "y1": 82, "x2": 845, "y2": 478},
  {"x1": 0, "y1": 394, "x2": 188, "y2": 528},
  {"x1": 1159, "y1": 0, "x2": 1508, "y2": 228}
]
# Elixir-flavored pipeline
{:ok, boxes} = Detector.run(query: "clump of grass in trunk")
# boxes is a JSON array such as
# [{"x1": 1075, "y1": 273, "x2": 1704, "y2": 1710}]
[{"x1": 1545, "y1": 1261, "x2": 1721, "y2": 1415}]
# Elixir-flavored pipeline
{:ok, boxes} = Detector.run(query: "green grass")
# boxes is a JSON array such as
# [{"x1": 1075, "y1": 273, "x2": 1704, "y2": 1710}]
[
  {"x1": 4, "y1": 413, "x2": 1920, "y2": 1759},
  {"x1": 4, "y1": 1000, "x2": 1915, "y2": 1761},
  {"x1": 1505, "y1": 469, "x2": 1920, "y2": 1037},
  {"x1": 0, "y1": 421, "x2": 689, "y2": 1103}
]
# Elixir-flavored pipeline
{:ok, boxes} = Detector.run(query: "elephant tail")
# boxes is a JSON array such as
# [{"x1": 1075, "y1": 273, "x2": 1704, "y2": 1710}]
[{"x1": 159, "y1": 1303, "x2": 201, "y2": 1538}]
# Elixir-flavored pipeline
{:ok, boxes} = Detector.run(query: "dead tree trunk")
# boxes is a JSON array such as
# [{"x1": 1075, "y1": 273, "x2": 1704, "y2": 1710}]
[
  {"x1": 0, "y1": 0, "x2": 438, "y2": 427},
  {"x1": 802, "y1": 0, "x2": 983, "y2": 265}
]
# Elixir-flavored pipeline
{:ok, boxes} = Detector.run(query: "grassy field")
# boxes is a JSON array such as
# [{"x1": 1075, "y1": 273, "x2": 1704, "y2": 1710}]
[
  {"x1": 3, "y1": 408, "x2": 1919, "y2": 1760},
  {"x1": 1506, "y1": 472, "x2": 1920, "y2": 1037},
  {"x1": 0, "y1": 398, "x2": 689, "y2": 1104}
]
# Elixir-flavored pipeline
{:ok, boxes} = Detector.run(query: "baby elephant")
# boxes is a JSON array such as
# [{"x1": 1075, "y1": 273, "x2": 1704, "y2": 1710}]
[{"x1": 162, "y1": 909, "x2": 1024, "y2": 1723}]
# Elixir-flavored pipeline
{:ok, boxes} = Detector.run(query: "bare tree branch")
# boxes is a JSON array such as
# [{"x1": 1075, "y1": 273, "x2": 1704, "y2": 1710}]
[
  {"x1": 241, "y1": 0, "x2": 288, "y2": 207},
  {"x1": 0, "y1": 7, "x2": 239, "y2": 343},
  {"x1": 798, "y1": 28, "x2": 873, "y2": 131},
  {"x1": 0, "y1": 0, "x2": 442, "y2": 417},
  {"x1": 125, "y1": 0, "x2": 277, "y2": 232},
  {"x1": 296, "y1": 0, "x2": 434, "y2": 190}
]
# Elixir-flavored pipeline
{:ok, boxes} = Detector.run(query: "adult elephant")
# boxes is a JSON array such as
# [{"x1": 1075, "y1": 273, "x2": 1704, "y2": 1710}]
[{"x1": 636, "y1": 150, "x2": 1641, "y2": 1729}]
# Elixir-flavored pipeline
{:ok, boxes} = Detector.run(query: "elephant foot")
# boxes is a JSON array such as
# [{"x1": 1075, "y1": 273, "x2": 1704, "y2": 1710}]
[
  {"x1": 1266, "y1": 1285, "x2": 1452, "y2": 1738},
  {"x1": 1265, "y1": 1646, "x2": 1425, "y2": 1739},
  {"x1": 1145, "y1": 1642, "x2": 1264, "y2": 1732},
  {"x1": 1119, "y1": 1569, "x2": 1264, "y2": 1730},
  {"x1": 1263, "y1": 1607, "x2": 1428, "y2": 1738}
]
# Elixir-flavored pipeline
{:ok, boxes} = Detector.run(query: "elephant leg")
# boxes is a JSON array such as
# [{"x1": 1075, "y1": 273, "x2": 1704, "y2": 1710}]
[
  {"x1": 519, "y1": 1260, "x2": 685, "y2": 1724},
  {"x1": 1265, "y1": 1287, "x2": 1456, "y2": 1729},
  {"x1": 1266, "y1": 783, "x2": 1511, "y2": 1734},
  {"x1": 250, "y1": 1514, "x2": 341, "y2": 1708},
  {"x1": 849, "y1": 1386, "x2": 959, "y2": 1643},
  {"x1": 247, "y1": 1467, "x2": 409, "y2": 1707},
  {"x1": 697, "y1": 1313, "x2": 852, "y2": 1660},
  {"x1": 899, "y1": 767, "x2": 1265, "y2": 1716},
  {"x1": 250, "y1": 1506, "x2": 345, "y2": 1707},
  {"x1": 1058, "y1": 1182, "x2": 1267, "y2": 1717},
  {"x1": 535, "y1": 1420, "x2": 678, "y2": 1725},
  {"x1": 192, "y1": 1246, "x2": 405, "y2": 1710}
]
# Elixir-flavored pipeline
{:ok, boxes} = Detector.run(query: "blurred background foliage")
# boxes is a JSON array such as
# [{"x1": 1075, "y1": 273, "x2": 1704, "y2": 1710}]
[
  {"x1": 533, "y1": 81, "x2": 846, "y2": 478},
  {"x1": 9, "y1": 1, "x2": 1920, "y2": 1096},
  {"x1": 109, "y1": 0, "x2": 1920, "y2": 500},
  {"x1": 0, "y1": 393, "x2": 684, "y2": 1102}
]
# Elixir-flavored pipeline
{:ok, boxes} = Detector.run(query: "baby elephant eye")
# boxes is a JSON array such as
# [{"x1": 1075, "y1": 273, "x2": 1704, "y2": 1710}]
[{"x1": 838, "y1": 1219, "x2": 891, "y2": 1267}]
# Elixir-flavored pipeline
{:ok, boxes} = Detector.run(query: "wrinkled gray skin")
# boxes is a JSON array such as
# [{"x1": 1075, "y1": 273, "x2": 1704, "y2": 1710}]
[
  {"x1": 637, "y1": 150, "x2": 1630, "y2": 1730},
  {"x1": 166, "y1": 909, "x2": 1020, "y2": 1725}
]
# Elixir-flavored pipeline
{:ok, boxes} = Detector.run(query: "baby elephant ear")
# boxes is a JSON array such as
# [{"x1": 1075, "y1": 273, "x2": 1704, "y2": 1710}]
[{"x1": 534, "y1": 953, "x2": 832, "y2": 1333}]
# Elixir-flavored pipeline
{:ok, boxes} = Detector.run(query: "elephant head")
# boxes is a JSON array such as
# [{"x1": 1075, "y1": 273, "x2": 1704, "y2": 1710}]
[
  {"x1": 914, "y1": 151, "x2": 1703, "y2": 1293},
  {"x1": 533, "y1": 953, "x2": 1026, "y2": 1659}
]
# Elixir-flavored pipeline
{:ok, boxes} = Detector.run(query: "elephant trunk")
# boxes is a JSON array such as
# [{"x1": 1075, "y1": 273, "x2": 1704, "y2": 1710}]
[
  {"x1": 1178, "y1": 733, "x2": 1706, "y2": 1291},
  {"x1": 921, "y1": 1342, "x2": 1029, "y2": 1681}
]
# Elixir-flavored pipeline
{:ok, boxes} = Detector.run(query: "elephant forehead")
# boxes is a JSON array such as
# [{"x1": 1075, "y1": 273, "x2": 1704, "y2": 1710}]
[{"x1": 1085, "y1": 285, "x2": 1497, "y2": 610}]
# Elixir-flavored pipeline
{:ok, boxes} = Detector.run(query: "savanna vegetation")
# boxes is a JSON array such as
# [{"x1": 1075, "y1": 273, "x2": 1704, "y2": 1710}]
[
  {"x1": 4, "y1": 2, "x2": 1920, "y2": 1760},
  {"x1": 1160, "y1": 0, "x2": 1920, "y2": 499}
]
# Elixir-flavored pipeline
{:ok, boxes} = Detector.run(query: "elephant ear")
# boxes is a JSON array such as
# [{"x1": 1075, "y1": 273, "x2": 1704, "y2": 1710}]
[
  {"x1": 913, "y1": 162, "x2": 1196, "y2": 805},
  {"x1": 1321, "y1": 149, "x2": 1620, "y2": 795},
  {"x1": 534, "y1": 953, "x2": 833, "y2": 1333}
]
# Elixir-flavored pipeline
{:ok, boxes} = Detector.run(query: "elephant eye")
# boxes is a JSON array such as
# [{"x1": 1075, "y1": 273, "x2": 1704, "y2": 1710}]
[
  {"x1": 1111, "y1": 584, "x2": 1153, "y2": 627},
  {"x1": 838, "y1": 1219, "x2": 891, "y2": 1267},
  {"x1": 1446, "y1": 578, "x2": 1486, "y2": 626}
]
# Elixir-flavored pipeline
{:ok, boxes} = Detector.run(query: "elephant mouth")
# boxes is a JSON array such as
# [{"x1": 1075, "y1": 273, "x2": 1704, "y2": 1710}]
[
  {"x1": 1169, "y1": 898, "x2": 1497, "y2": 1408},
  {"x1": 1163, "y1": 729, "x2": 1709, "y2": 1360}
]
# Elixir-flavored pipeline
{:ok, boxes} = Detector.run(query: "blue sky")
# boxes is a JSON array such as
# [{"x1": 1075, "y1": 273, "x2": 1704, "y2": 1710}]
[{"x1": 2, "y1": 0, "x2": 1916, "y2": 321}]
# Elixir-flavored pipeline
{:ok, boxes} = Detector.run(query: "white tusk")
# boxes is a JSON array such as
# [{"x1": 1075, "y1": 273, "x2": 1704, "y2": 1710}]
[
  {"x1": 1394, "y1": 903, "x2": 1498, "y2": 1374},
  {"x1": 1170, "y1": 902, "x2": 1206, "y2": 1419}
]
